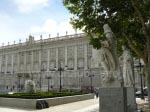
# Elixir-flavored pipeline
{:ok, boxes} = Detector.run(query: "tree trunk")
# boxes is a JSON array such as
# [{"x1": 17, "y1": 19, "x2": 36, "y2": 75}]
[
  {"x1": 145, "y1": 37, "x2": 150, "y2": 108},
  {"x1": 145, "y1": 65, "x2": 150, "y2": 108}
]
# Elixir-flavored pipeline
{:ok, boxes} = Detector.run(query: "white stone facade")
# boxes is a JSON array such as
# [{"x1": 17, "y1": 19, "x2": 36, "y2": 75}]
[{"x1": 0, "y1": 33, "x2": 102, "y2": 92}]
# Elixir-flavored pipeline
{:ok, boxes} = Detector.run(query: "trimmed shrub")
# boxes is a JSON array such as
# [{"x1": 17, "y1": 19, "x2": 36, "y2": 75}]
[{"x1": 0, "y1": 92, "x2": 87, "y2": 99}]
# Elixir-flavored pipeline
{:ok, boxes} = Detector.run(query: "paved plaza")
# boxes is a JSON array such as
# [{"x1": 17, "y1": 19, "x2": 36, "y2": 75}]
[
  {"x1": 0, "y1": 97, "x2": 99, "y2": 112},
  {"x1": 0, "y1": 97, "x2": 149, "y2": 112}
]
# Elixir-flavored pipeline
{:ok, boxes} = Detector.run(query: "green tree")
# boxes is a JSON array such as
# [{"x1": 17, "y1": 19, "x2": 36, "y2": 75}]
[{"x1": 63, "y1": 0, "x2": 150, "y2": 106}]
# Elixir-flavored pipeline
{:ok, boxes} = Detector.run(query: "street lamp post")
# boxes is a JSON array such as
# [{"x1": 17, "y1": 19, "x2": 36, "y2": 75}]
[
  {"x1": 56, "y1": 64, "x2": 67, "y2": 92},
  {"x1": 39, "y1": 72, "x2": 42, "y2": 91},
  {"x1": 86, "y1": 71, "x2": 94, "y2": 93},
  {"x1": 139, "y1": 58, "x2": 144, "y2": 99},
  {"x1": 58, "y1": 66, "x2": 63, "y2": 92},
  {"x1": 18, "y1": 74, "x2": 22, "y2": 92},
  {"x1": 46, "y1": 75, "x2": 52, "y2": 92},
  {"x1": 135, "y1": 58, "x2": 144, "y2": 99}
]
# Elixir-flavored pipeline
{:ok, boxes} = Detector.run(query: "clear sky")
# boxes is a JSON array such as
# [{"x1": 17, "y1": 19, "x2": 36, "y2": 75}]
[{"x1": 0, "y1": 0, "x2": 82, "y2": 46}]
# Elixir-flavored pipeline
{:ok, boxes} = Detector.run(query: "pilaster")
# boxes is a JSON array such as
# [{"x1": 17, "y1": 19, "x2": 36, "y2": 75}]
[
  {"x1": 65, "y1": 46, "x2": 67, "y2": 66},
  {"x1": 39, "y1": 50, "x2": 41, "y2": 71},
  {"x1": 11, "y1": 54, "x2": 14, "y2": 74},
  {"x1": 17, "y1": 52, "x2": 20, "y2": 72},
  {"x1": 47, "y1": 48, "x2": 50, "y2": 71},
  {"x1": 24, "y1": 52, "x2": 26, "y2": 71},
  {"x1": 0, "y1": 55, "x2": 2, "y2": 73},
  {"x1": 31, "y1": 51, "x2": 34, "y2": 71},
  {"x1": 84, "y1": 44, "x2": 88, "y2": 70},
  {"x1": 5, "y1": 54, "x2": 8, "y2": 74},
  {"x1": 56, "y1": 48, "x2": 58, "y2": 69},
  {"x1": 74, "y1": 45, "x2": 77, "y2": 70}
]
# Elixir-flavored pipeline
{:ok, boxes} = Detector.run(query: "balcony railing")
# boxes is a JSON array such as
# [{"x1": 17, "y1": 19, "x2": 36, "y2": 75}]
[{"x1": 0, "y1": 33, "x2": 86, "y2": 49}]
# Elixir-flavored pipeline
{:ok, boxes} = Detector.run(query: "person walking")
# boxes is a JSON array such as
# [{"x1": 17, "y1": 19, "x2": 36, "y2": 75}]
[{"x1": 94, "y1": 88, "x2": 99, "y2": 98}]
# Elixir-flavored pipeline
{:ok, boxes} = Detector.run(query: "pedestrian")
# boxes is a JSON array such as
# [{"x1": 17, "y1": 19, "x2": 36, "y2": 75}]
[{"x1": 94, "y1": 88, "x2": 99, "y2": 98}]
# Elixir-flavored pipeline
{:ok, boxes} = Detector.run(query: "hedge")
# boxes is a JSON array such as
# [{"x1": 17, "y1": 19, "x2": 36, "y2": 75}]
[{"x1": 0, "y1": 92, "x2": 87, "y2": 99}]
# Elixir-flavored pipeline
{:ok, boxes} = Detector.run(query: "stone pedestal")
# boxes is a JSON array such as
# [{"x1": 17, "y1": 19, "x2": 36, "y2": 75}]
[
  {"x1": 99, "y1": 87, "x2": 127, "y2": 112},
  {"x1": 126, "y1": 87, "x2": 137, "y2": 112}
]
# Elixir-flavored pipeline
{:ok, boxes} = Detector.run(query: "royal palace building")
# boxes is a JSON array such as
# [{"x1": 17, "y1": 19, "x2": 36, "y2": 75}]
[
  {"x1": 0, "y1": 33, "x2": 144, "y2": 93},
  {"x1": 0, "y1": 33, "x2": 103, "y2": 92}
]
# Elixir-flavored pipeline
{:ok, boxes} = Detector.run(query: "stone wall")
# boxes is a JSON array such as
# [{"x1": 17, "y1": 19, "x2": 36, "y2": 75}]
[{"x1": 0, "y1": 94, "x2": 94, "y2": 109}]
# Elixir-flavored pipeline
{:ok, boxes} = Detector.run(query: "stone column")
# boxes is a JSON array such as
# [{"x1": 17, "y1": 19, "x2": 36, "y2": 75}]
[
  {"x1": 91, "y1": 48, "x2": 99, "y2": 68},
  {"x1": 74, "y1": 45, "x2": 77, "y2": 70},
  {"x1": 17, "y1": 52, "x2": 20, "y2": 72},
  {"x1": 5, "y1": 54, "x2": 8, "y2": 74},
  {"x1": 11, "y1": 54, "x2": 14, "y2": 74},
  {"x1": 65, "y1": 46, "x2": 67, "y2": 66},
  {"x1": 84, "y1": 44, "x2": 88, "y2": 70},
  {"x1": 56, "y1": 48, "x2": 58, "y2": 69},
  {"x1": 31, "y1": 51, "x2": 34, "y2": 71},
  {"x1": 0, "y1": 55, "x2": 2, "y2": 73},
  {"x1": 47, "y1": 49, "x2": 50, "y2": 71},
  {"x1": 39, "y1": 50, "x2": 41, "y2": 71},
  {"x1": 24, "y1": 52, "x2": 26, "y2": 71}
]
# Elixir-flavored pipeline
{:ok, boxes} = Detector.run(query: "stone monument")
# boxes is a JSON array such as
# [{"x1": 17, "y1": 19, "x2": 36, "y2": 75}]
[
  {"x1": 99, "y1": 24, "x2": 127, "y2": 112},
  {"x1": 120, "y1": 45, "x2": 135, "y2": 87},
  {"x1": 25, "y1": 80, "x2": 36, "y2": 93},
  {"x1": 120, "y1": 45, "x2": 137, "y2": 111},
  {"x1": 99, "y1": 24, "x2": 123, "y2": 87}
]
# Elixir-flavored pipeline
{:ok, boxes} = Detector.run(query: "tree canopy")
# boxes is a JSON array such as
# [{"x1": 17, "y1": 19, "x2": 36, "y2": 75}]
[
  {"x1": 64, "y1": 0, "x2": 150, "y2": 105},
  {"x1": 63, "y1": 0, "x2": 150, "y2": 61}
]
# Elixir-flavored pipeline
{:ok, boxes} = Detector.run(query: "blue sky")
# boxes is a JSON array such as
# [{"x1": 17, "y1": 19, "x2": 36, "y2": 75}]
[{"x1": 0, "y1": 0, "x2": 82, "y2": 45}]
